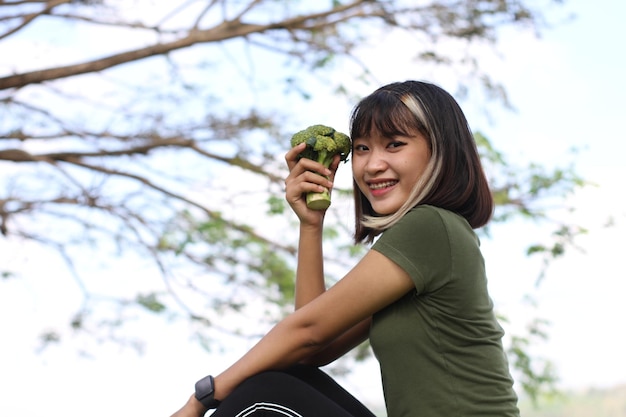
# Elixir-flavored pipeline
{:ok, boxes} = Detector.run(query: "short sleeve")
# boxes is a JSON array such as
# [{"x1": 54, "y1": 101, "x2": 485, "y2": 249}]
[{"x1": 371, "y1": 206, "x2": 453, "y2": 294}]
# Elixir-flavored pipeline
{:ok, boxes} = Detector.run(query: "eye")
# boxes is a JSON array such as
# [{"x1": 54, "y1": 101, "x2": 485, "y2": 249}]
[
  {"x1": 388, "y1": 141, "x2": 406, "y2": 149},
  {"x1": 354, "y1": 143, "x2": 369, "y2": 152}
]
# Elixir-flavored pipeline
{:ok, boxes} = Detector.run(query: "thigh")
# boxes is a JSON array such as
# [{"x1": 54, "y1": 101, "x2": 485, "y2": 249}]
[
  {"x1": 282, "y1": 365, "x2": 377, "y2": 417},
  {"x1": 210, "y1": 366, "x2": 376, "y2": 417}
]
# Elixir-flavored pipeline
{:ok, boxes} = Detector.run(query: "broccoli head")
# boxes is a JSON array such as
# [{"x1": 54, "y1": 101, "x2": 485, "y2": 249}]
[{"x1": 290, "y1": 124, "x2": 352, "y2": 210}]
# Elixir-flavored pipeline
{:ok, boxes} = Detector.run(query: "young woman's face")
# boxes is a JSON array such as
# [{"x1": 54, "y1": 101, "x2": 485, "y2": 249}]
[{"x1": 352, "y1": 131, "x2": 431, "y2": 215}]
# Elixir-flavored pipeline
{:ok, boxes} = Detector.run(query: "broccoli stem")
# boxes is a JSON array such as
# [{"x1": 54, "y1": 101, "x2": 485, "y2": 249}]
[
  {"x1": 317, "y1": 150, "x2": 332, "y2": 168},
  {"x1": 306, "y1": 186, "x2": 331, "y2": 210},
  {"x1": 304, "y1": 151, "x2": 333, "y2": 210}
]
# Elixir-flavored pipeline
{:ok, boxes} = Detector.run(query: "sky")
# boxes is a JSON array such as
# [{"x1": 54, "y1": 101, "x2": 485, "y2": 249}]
[{"x1": 1, "y1": 1, "x2": 625, "y2": 416}]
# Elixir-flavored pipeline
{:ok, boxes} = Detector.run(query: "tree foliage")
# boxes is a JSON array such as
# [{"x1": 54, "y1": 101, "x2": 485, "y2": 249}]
[{"x1": 1, "y1": 0, "x2": 580, "y2": 400}]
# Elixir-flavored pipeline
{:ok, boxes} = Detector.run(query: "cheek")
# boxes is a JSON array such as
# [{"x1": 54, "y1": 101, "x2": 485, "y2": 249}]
[
  {"x1": 412, "y1": 152, "x2": 430, "y2": 175},
  {"x1": 404, "y1": 159, "x2": 427, "y2": 185},
  {"x1": 351, "y1": 161, "x2": 363, "y2": 181},
  {"x1": 353, "y1": 178, "x2": 368, "y2": 194}
]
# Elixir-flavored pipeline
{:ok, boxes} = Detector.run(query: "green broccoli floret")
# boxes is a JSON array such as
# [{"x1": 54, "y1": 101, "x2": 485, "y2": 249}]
[{"x1": 290, "y1": 124, "x2": 352, "y2": 210}]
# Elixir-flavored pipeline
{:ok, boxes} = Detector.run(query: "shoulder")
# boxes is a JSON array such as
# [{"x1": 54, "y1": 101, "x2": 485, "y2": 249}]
[
  {"x1": 371, "y1": 206, "x2": 456, "y2": 291},
  {"x1": 371, "y1": 206, "x2": 481, "y2": 293},
  {"x1": 380, "y1": 205, "x2": 470, "y2": 241},
  {"x1": 372, "y1": 205, "x2": 477, "y2": 271},
  {"x1": 373, "y1": 206, "x2": 447, "y2": 252}
]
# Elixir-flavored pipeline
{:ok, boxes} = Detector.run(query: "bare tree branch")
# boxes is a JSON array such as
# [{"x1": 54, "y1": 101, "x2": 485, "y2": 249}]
[
  {"x1": 0, "y1": 0, "x2": 71, "y2": 41},
  {"x1": 0, "y1": 4, "x2": 582, "y2": 392}
]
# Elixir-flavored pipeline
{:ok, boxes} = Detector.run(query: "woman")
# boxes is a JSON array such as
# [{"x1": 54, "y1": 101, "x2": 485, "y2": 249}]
[{"x1": 170, "y1": 81, "x2": 520, "y2": 417}]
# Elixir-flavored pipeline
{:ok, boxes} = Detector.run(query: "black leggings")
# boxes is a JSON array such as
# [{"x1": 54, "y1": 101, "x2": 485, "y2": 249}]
[{"x1": 209, "y1": 365, "x2": 378, "y2": 417}]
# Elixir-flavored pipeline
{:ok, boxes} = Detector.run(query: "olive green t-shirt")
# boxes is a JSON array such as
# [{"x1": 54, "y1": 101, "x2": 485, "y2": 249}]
[{"x1": 370, "y1": 205, "x2": 519, "y2": 417}]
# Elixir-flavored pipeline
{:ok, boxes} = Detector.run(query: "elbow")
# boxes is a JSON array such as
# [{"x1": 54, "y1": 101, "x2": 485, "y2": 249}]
[
  {"x1": 296, "y1": 331, "x2": 331, "y2": 367},
  {"x1": 283, "y1": 315, "x2": 331, "y2": 358},
  {"x1": 300, "y1": 323, "x2": 329, "y2": 352},
  {"x1": 278, "y1": 301, "x2": 351, "y2": 366},
  {"x1": 291, "y1": 321, "x2": 337, "y2": 367}
]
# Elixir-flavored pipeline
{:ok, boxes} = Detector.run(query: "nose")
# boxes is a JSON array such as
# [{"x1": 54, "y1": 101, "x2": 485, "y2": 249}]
[{"x1": 364, "y1": 148, "x2": 388, "y2": 175}]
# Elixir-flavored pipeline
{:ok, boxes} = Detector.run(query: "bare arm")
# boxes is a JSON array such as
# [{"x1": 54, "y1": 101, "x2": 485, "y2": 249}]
[
  {"x1": 284, "y1": 144, "x2": 340, "y2": 308},
  {"x1": 215, "y1": 250, "x2": 413, "y2": 397},
  {"x1": 294, "y1": 223, "x2": 326, "y2": 308},
  {"x1": 170, "y1": 249, "x2": 414, "y2": 416},
  {"x1": 295, "y1": 227, "x2": 372, "y2": 367},
  {"x1": 285, "y1": 144, "x2": 369, "y2": 364}
]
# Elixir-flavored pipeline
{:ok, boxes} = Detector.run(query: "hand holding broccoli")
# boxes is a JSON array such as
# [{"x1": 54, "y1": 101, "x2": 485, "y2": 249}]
[{"x1": 290, "y1": 124, "x2": 351, "y2": 210}]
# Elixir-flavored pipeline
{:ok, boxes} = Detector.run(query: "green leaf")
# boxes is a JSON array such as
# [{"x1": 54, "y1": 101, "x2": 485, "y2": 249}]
[
  {"x1": 1, "y1": 271, "x2": 15, "y2": 280},
  {"x1": 136, "y1": 293, "x2": 167, "y2": 314},
  {"x1": 266, "y1": 195, "x2": 286, "y2": 215}
]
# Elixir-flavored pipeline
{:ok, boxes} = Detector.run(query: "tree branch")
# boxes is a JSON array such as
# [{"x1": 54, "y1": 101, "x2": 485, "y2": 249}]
[
  {"x1": 0, "y1": 0, "x2": 71, "y2": 41},
  {"x1": 55, "y1": 156, "x2": 295, "y2": 254},
  {"x1": 0, "y1": 0, "x2": 376, "y2": 90}
]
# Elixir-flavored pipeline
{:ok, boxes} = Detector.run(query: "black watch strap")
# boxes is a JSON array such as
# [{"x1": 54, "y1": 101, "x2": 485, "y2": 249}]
[{"x1": 194, "y1": 375, "x2": 221, "y2": 409}]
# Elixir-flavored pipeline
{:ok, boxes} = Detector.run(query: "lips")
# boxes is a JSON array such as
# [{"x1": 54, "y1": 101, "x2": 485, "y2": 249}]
[{"x1": 368, "y1": 180, "x2": 398, "y2": 190}]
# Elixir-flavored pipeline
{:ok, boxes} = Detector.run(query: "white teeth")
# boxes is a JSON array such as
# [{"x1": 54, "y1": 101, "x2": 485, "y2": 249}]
[{"x1": 369, "y1": 181, "x2": 397, "y2": 190}]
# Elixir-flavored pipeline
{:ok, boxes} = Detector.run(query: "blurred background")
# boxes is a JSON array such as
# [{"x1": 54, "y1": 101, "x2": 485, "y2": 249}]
[{"x1": 1, "y1": 1, "x2": 624, "y2": 416}]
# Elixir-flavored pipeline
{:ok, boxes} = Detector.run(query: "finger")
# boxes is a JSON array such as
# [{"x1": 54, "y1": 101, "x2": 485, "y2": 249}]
[
  {"x1": 294, "y1": 158, "x2": 332, "y2": 178},
  {"x1": 301, "y1": 170, "x2": 333, "y2": 190},
  {"x1": 285, "y1": 171, "x2": 333, "y2": 207},
  {"x1": 285, "y1": 143, "x2": 306, "y2": 170},
  {"x1": 286, "y1": 171, "x2": 332, "y2": 198},
  {"x1": 327, "y1": 154, "x2": 342, "y2": 181}
]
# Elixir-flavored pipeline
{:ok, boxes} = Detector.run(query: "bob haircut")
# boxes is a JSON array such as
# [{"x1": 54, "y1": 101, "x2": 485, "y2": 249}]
[{"x1": 350, "y1": 81, "x2": 494, "y2": 244}]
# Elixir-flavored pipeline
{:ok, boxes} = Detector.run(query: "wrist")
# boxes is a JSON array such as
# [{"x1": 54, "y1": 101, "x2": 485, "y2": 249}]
[
  {"x1": 186, "y1": 393, "x2": 207, "y2": 416},
  {"x1": 194, "y1": 375, "x2": 221, "y2": 411},
  {"x1": 299, "y1": 222, "x2": 324, "y2": 234}
]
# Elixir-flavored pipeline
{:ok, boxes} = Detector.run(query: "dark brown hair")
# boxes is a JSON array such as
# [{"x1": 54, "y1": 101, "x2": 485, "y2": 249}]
[{"x1": 350, "y1": 81, "x2": 494, "y2": 243}]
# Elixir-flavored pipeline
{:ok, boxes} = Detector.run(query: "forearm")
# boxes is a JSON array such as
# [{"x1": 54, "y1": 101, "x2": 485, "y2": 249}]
[
  {"x1": 214, "y1": 313, "x2": 324, "y2": 400},
  {"x1": 294, "y1": 223, "x2": 326, "y2": 309},
  {"x1": 171, "y1": 315, "x2": 324, "y2": 417}
]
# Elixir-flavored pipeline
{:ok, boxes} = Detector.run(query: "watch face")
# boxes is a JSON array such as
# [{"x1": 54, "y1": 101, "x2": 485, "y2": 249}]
[{"x1": 195, "y1": 375, "x2": 214, "y2": 396}]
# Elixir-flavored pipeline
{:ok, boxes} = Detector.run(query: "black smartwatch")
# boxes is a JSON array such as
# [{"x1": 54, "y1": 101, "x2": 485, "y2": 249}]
[{"x1": 194, "y1": 375, "x2": 221, "y2": 409}]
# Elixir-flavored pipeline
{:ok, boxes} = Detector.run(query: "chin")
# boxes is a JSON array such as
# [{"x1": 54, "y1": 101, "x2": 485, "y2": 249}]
[{"x1": 372, "y1": 205, "x2": 400, "y2": 216}]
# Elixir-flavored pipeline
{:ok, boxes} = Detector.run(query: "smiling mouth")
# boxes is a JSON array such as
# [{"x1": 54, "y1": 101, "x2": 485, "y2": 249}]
[{"x1": 369, "y1": 180, "x2": 398, "y2": 190}]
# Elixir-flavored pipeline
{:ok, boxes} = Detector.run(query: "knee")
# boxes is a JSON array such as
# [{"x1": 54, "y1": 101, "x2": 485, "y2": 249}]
[{"x1": 238, "y1": 369, "x2": 295, "y2": 391}]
